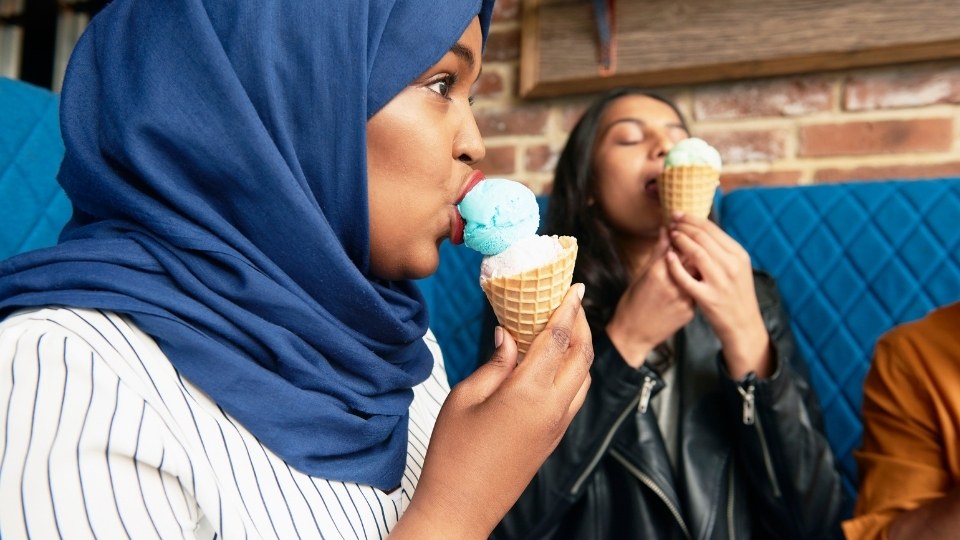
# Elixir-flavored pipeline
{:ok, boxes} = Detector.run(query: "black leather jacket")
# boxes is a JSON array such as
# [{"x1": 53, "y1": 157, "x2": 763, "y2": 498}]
[{"x1": 490, "y1": 272, "x2": 846, "y2": 540}]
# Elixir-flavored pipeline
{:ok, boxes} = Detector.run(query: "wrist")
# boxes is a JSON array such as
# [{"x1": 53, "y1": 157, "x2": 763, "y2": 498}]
[
  {"x1": 393, "y1": 491, "x2": 490, "y2": 540},
  {"x1": 721, "y1": 320, "x2": 772, "y2": 379},
  {"x1": 605, "y1": 321, "x2": 654, "y2": 368}
]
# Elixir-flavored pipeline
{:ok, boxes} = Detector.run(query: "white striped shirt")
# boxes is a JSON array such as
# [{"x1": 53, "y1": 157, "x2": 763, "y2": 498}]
[{"x1": 0, "y1": 307, "x2": 450, "y2": 539}]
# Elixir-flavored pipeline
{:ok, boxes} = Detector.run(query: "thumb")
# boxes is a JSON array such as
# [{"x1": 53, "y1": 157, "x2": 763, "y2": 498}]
[{"x1": 466, "y1": 326, "x2": 519, "y2": 399}]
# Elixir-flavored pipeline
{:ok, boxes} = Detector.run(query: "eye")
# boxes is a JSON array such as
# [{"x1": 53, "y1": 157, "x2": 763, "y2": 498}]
[
  {"x1": 609, "y1": 124, "x2": 645, "y2": 145},
  {"x1": 426, "y1": 74, "x2": 459, "y2": 99},
  {"x1": 614, "y1": 132, "x2": 645, "y2": 146}
]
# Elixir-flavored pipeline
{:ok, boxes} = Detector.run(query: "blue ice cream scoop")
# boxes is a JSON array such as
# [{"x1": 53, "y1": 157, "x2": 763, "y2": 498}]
[{"x1": 458, "y1": 178, "x2": 540, "y2": 256}]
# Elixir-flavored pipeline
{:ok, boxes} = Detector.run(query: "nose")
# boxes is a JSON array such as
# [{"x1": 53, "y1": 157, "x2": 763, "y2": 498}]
[
  {"x1": 455, "y1": 107, "x2": 486, "y2": 166},
  {"x1": 649, "y1": 130, "x2": 674, "y2": 160}
]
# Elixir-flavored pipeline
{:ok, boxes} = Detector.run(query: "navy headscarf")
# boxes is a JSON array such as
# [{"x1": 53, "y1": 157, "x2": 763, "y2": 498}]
[{"x1": 0, "y1": 0, "x2": 494, "y2": 490}]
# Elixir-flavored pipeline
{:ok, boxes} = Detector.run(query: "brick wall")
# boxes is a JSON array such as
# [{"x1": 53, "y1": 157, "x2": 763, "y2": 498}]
[{"x1": 477, "y1": 0, "x2": 960, "y2": 195}]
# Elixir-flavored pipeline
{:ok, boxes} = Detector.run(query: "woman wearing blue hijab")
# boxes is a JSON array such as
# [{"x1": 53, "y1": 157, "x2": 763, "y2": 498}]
[{"x1": 0, "y1": 0, "x2": 593, "y2": 537}]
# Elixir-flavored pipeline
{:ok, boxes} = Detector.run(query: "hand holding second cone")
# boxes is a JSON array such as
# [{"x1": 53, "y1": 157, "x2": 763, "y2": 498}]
[{"x1": 395, "y1": 284, "x2": 593, "y2": 538}]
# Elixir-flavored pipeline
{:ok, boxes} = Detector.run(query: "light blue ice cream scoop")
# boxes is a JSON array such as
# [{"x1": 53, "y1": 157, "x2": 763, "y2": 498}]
[{"x1": 458, "y1": 178, "x2": 540, "y2": 256}]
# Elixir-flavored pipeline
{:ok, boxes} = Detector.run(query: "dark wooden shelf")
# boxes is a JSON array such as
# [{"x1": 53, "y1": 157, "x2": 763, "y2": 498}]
[{"x1": 521, "y1": 0, "x2": 960, "y2": 98}]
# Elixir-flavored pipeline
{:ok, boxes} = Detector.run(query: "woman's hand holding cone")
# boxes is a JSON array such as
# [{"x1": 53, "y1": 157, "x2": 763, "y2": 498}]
[
  {"x1": 397, "y1": 284, "x2": 593, "y2": 538},
  {"x1": 665, "y1": 213, "x2": 772, "y2": 379}
]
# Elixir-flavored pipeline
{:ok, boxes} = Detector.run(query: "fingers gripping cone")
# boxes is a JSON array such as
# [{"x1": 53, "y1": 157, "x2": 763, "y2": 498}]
[
  {"x1": 481, "y1": 236, "x2": 578, "y2": 355},
  {"x1": 659, "y1": 164, "x2": 719, "y2": 225}
]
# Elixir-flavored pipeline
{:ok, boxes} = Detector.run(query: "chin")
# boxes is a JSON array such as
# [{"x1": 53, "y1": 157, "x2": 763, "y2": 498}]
[{"x1": 401, "y1": 251, "x2": 441, "y2": 281}]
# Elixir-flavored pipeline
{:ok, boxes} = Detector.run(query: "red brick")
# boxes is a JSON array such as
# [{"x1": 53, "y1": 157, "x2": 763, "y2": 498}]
[
  {"x1": 700, "y1": 129, "x2": 789, "y2": 165},
  {"x1": 525, "y1": 144, "x2": 560, "y2": 173},
  {"x1": 694, "y1": 77, "x2": 833, "y2": 120},
  {"x1": 799, "y1": 118, "x2": 953, "y2": 157},
  {"x1": 480, "y1": 146, "x2": 516, "y2": 175},
  {"x1": 473, "y1": 71, "x2": 504, "y2": 98},
  {"x1": 492, "y1": 0, "x2": 519, "y2": 22},
  {"x1": 475, "y1": 105, "x2": 549, "y2": 137},
  {"x1": 845, "y1": 65, "x2": 960, "y2": 111},
  {"x1": 814, "y1": 162, "x2": 960, "y2": 183},
  {"x1": 560, "y1": 101, "x2": 590, "y2": 132},
  {"x1": 719, "y1": 171, "x2": 802, "y2": 191},
  {"x1": 482, "y1": 28, "x2": 520, "y2": 63}
]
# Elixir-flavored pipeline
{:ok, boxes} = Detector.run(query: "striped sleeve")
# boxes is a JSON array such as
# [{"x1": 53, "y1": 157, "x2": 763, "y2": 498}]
[
  {"x1": 0, "y1": 315, "x2": 202, "y2": 540},
  {"x1": 2, "y1": 310, "x2": 451, "y2": 539}
]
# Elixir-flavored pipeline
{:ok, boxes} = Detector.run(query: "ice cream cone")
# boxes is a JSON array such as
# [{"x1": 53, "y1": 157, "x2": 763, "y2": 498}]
[
  {"x1": 480, "y1": 235, "x2": 578, "y2": 355},
  {"x1": 659, "y1": 164, "x2": 719, "y2": 224}
]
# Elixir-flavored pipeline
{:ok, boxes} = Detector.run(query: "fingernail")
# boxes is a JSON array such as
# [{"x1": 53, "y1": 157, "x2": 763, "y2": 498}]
[
  {"x1": 575, "y1": 283, "x2": 586, "y2": 300},
  {"x1": 494, "y1": 326, "x2": 504, "y2": 348}
]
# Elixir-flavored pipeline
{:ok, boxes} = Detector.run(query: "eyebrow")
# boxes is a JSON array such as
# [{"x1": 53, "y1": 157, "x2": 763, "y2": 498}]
[
  {"x1": 450, "y1": 42, "x2": 475, "y2": 69},
  {"x1": 599, "y1": 118, "x2": 688, "y2": 139}
]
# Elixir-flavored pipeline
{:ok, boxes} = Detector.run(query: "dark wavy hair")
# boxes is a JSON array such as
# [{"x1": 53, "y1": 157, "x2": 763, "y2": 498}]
[{"x1": 545, "y1": 88, "x2": 689, "y2": 333}]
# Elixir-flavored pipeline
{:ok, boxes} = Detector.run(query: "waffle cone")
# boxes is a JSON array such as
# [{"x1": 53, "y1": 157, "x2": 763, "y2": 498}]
[
  {"x1": 660, "y1": 164, "x2": 720, "y2": 224},
  {"x1": 480, "y1": 236, "x2": 578, "y2": 355}
]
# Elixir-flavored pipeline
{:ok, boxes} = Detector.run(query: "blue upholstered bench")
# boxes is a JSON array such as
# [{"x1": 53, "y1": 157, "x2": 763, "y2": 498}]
[
  {"x1": 0, "y1": 78, "x2": 70, "y2": 259},
  {"x1": 419, "y1": 178, "x2": 960, "y2": 512}
]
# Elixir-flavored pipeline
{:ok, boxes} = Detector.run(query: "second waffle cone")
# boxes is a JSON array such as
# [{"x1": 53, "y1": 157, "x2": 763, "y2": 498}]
[
  {"x1": 660, "y1": 164, "x2": 719, "y2": 224},
  {"x1": 480, "y1": 235, "x2": 578, "y2": 355}
]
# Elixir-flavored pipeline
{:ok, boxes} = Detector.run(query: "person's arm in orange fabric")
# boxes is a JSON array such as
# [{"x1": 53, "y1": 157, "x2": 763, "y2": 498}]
[{"x1": 843, "y1": 334, "x2": 959, "y2": 540}]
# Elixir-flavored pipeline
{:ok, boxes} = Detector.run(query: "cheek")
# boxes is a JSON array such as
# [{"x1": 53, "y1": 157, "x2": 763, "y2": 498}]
[
  {"x1": 594, "y1": 167, "x2": 659, "y2": 234},
  {"x1": 594, "y1": 160, "x2": 640, "y2": 207},
  {"x1": 366, "y1": 141, "x2": 447, "y2": 279},
  {"x1": 365, "y1": 93, "x2": 455, "y2": 279}
]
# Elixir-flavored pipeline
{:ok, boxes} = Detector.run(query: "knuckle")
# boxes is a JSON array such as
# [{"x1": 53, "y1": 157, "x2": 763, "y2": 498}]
[
  {"x1": 542, "y1": 414, "x2": 564, "y2": 439},
  {"x1": 487, "y1": 349, "x2": 510, "y2": 368},
  {"x1": 548, "y1": 326, "x2": 573, "y2": 350}
]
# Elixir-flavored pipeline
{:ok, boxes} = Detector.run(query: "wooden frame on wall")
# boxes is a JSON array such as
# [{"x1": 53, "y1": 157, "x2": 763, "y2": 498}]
[{"x1": 520, "y1": 0, "x2": 960, "y2": 99}]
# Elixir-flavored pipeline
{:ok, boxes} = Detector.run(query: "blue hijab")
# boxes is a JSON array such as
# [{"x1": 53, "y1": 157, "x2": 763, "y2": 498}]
[{"x1": 0, "y1": 0, "x2": 494, "y2": 490}]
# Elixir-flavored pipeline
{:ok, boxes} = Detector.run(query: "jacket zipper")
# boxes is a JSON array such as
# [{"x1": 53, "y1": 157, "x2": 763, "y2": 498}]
[
  {"x1": 611, "y1": 448, "x2": 692, "y2": 540},
  {"x1": 571, "y1": 374, "x2": 693, "y2": 538},
  {"x1": 570, "y1": 388, "x2": 643, "y2": 493},
  {"x1": 736, "y1": 382, "x2": 782, "y2": 498},
  {"x1": 638, "y1": 375, "x2": 657, "y2": 414}
]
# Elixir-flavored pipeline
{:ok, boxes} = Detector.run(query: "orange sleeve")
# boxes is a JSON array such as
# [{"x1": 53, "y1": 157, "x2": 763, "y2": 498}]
[{"x1": 842, "y1": 334, "x2": 952, "y2": 540}]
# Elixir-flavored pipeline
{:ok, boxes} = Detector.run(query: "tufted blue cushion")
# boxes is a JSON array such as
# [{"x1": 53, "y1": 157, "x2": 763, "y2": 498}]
[
  {"x1": 719, "y1": 178, "x2": 960, "y2": 504},
  {"x1": 0, "y1": 78, "x2": 70, "y2": 260},
  {"x1": 419, "y1": 241, "x2": 485, "y2": 385}
]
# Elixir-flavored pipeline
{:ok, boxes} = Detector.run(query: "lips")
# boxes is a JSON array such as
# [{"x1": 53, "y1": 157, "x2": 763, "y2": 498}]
[
  {"x1": 451, "y1": 170, "x2": 485, "y2": 245},
  {"x1": 457, "y1": 170, "x2": 486, "y2": 203},
  {"x1": 645, "y1": 177, "x2": 660, "y2": 201},
  {"x1": 451, "y1": 212, "x2": 465, "y2": 245}
]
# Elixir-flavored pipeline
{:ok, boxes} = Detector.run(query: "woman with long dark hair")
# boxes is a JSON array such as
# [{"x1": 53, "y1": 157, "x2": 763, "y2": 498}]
[{"x1": 493, "y1": 88, "x2": 845, "y2": 539}]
